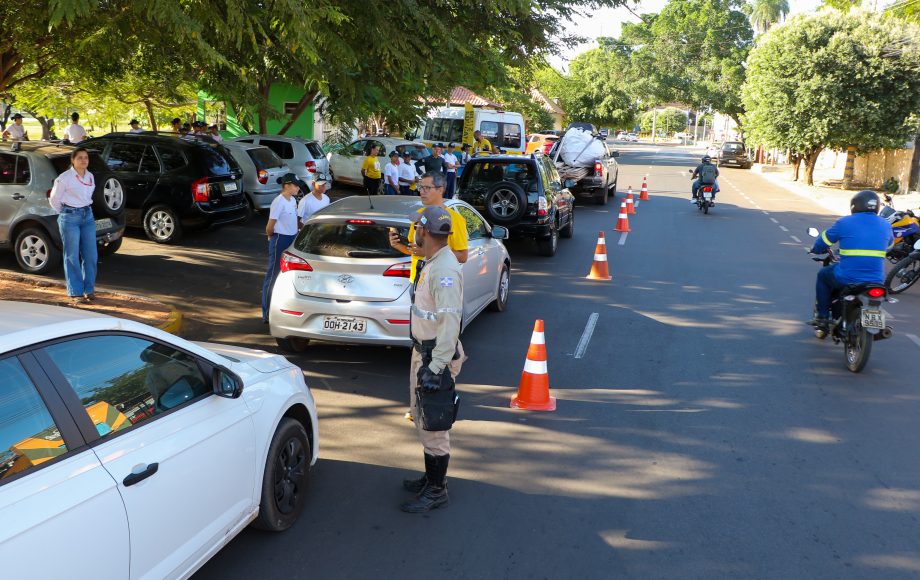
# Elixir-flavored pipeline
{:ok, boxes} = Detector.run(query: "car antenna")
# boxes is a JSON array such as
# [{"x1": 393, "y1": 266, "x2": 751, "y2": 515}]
[{"x1": 366, "y1": 185, "x2": 374, "y2": 209}]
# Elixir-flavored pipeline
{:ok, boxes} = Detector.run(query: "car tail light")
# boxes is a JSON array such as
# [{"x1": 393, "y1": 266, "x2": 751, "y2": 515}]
[
  {"x1": 386, "y1": 319, "x2": 411, "y2": 325},
  {"x1": 384, "y1": 262, "x2": 412, "y2": 278},
  {"x1": 594, "y1": 161, "x2": 603, "y2": 176},
  {"x1": 280, "y1": 309, "x2": 304, "y2": 316},
  {"x1": 868, "y1": 287, "x2": 886, "y2": 298},
  {"x1": 306, "y1": 160, "x2": 317, "y2": 173},
  {"x1": 537, "y1": 196, "x2": 548, "y2": 217},
  {"x1": 542, "y1": 141, "x2": 554, "y2": 154},
  {"x1": 280, "y1": 251, "x2": 313, "y2": 272},
  {"x1": 192, "y1": 177, "x2": 210, "y2": 203},
  {"x1": 347, "y1": 219, "x2": 375, "y2": 225},
  {"x1": 257, "y1": 169, "x2": 268, "y2": 184}
]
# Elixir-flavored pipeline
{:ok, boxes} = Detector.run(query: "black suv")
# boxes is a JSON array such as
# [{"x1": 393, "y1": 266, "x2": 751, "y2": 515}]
[
  {"x1": 456, "y1": 154, "x2": 575, "y2": 256},
  {"x1": 81, "y1": 133, "x2": 247, "y2": 243},
  {"x1": 718, "y1": 141, "x2": 752, "y2": 169}
]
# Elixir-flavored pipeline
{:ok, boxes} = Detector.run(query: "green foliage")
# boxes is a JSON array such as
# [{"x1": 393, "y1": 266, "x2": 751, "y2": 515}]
[
  {"x1": 749, "y1": 0, "x2": 790, "y2": 34},
  {"x1": 821, "y1": 0, "x2": 860, "y2": 10},
  {"x1": 640, "y1": 107, "x2": 689, "y2": 134},
  {"x1": 742, "y1": 10, "x2": 920, "y2": 184},
  {"x1": 883, "y1": 176, "x2": 900, "y2": 194}
]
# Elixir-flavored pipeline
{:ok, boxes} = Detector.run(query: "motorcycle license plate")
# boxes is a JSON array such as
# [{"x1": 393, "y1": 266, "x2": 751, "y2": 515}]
[
  {"x1": 702, "y1": 190, "x2": 713, "y2": 199},
  {"x1": 861, "y1": 309, "x2": 885, "y2": 330},
  {"x1": 95, "y1": 218, "x2": 113, "y2": 231},
  {"x1": 322, "y1": 316, "x2": 366, "y2": 334}
]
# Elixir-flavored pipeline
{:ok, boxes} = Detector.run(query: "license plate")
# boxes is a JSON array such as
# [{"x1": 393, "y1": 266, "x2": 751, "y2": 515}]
[
  {"x1": 861, "y1": 308, "x2": 885, "y2": 330},
  {"x1": 95, "y1": 218, "x2": 113, "y2": 231},
  {"x1": 702, "y1": 190, "x2": 713, "y2": 199},
  {"x1": 322, "y1": 316, "x2": 366, "y2": 334},
  {"x1": 223, "y1": 182, "x2": 238, "y2": 192}
]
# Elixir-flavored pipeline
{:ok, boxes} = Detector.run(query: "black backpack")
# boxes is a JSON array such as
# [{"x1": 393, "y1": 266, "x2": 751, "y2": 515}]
[{"x1": 699, "y1": 163, "x2": 717, "y2": 185}]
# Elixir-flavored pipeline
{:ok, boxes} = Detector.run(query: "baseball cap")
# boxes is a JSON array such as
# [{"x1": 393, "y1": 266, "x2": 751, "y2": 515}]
[
  {"x1": 11, "y1": 113, "x2": 22, "y2": 120},
  {"x1": 448, "y1": 142, "x2": 457, "y2": 148},
  {"x1": 411, "y1": 206, "x2": 452, "y2": 235},
  {"x1": 402, "y1": 150, "x2": 412, "y2": 157},
  {"x1": 389, "y1": 151, "x2": 399, "y2": 158},
  {"x1": 129, "y1": 119, "x2": 139, "y2": 125},
  {"x1": 277, "y1": 172, "x2": 307, "y2": 189},
  {"x1": 312, "y1": 173, "x2": 330, "y2": 187},
  {"x1": 433, "y1": 142, "x2": 444, "y2": 148}
]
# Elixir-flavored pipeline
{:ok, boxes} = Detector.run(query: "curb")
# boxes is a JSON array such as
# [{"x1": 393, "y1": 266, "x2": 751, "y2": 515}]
[{"x1": 0, "y1": 272, "x2": 184, "y2": 336}]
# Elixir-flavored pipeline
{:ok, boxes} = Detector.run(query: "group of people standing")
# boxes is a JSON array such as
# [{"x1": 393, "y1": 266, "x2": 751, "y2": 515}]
[{"x1": 1, "y1": 111, "x2": 87, "y2": 143}]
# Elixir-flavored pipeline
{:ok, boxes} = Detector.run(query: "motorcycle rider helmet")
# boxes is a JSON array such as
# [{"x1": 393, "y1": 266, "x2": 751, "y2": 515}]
[
  {"x1": 702, "y1": 155, "x2": 711, "y2": 163},
  {"x1": 850, "y1": 189, "x2": 880, "y2": 214}
]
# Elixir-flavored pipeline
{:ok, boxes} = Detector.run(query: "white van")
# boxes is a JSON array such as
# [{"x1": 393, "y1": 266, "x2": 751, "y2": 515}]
[{"x1": 417, "y1": 107, "x2": 526, "y2": 154}]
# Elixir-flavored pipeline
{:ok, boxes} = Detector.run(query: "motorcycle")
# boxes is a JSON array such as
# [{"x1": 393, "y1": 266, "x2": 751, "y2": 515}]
[
  {"x1": 807, "y1": 227, "x2": 895, "y2": 373},
  {"x1": 689, "y1": 169, "x2": 714, "y2": 214},
  {"x1": 879, "y1": 194, "x2": 920, "y2": 263},
  {"x1": 884, "y1": 238, "x2": 920, "y2": 294}
]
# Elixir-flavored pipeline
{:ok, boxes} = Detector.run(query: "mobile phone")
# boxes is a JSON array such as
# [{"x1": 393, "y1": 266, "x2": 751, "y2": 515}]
[{"x1": 390, "y1": 227, "x2": 409, "y2": 246}]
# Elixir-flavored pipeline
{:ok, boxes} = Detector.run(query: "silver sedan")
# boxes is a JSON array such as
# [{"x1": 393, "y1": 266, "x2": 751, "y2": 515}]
[{"x1": 269, "y1": 195, "x2": 511, "y2": 351}]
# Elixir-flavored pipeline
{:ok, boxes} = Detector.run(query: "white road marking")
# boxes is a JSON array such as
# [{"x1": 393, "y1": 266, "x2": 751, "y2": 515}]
[
  {"x1": 618, "y1": 232, "x2": 628, "y2": 245},
  {"x1": 770, "y1": 218, "x2": 779, "y2": 224},
  {"x1": 907, "y1": 334, "x2": 920, "y2": 350},
  {"x1": 779, "y1": 226, "x2": 789, "y2": 232},
  {"x1": 790, "y1": 235, "x2": 802, "y2": 243},
  {"x1": 762, "y1": 211, "x2": 769, "y2": 215},
  {"x1": 574, "y1": 313, "x2": 599, "y2": 359}
]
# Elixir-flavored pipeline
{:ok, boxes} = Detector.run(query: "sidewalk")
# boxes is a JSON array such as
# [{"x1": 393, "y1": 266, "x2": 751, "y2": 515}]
[{"x1": 753, "y1": 163, "x2": 920, "y2": 217}]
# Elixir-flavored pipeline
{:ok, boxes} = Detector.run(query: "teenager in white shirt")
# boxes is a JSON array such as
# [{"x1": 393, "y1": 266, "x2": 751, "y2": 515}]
[
  {"x1": 384, "y1": 151, "x2": 401, "y2": 195},
  {"x1": 398, "y1": 151, "x2": 418, "y2": 195},
  {"x1": 262, "y1": 173, "x2": 303, "y2": 322},
  {"x1": 2, "y1": 113, "x2": 27, "y2": 141},
  {"x1": 443, "y1": 142, "x2": 460, "y2": 197},
  {"x1": 63, "y1": 112, "x2": 87, "y2": 143},
  {"x1": 49, "y1": 147, "x2": 98, "y2": 304},
  {"x1": 298, "y1": 177, "x2": 331, "y2": 226},
  {"x1": 128, "y1": 119, "x2": 144, "y2": 133}
]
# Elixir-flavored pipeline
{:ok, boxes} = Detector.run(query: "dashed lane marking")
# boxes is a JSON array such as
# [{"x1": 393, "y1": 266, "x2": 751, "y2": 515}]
[
  {"x1": 790, "y1": 235, "x2": 802, "y2": 243},
  {"x1": 770, "y1": 218, "x2": 779, "y2": 224},
  {"x1": 907, "y1": 334, "x2": 920, "y2": 350},
  {"x1": 574, "y1": 313, "x2": 599, "y2": 359},
  {"x1": 618, "y1": 232, "x2": 628, "y2": 246},
  {"x1": 779, "y1": 226, "x2": 789, "y2": 232}
]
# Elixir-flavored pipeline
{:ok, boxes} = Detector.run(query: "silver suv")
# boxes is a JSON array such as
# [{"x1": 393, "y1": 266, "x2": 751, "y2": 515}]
[
  {"x1": 0, "y1": 142, "x2": 126, "y2": 273},
  {"x1": 230, "y1": 135, "x2": 328, "y2": 186}
]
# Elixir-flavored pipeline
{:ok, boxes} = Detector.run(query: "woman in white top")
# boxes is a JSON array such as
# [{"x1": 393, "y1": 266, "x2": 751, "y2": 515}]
[
  {"x1": 63, "y1": 112, "x2": 87, "y2": 143},
  {"x1": 297, "y1": 178, "x2": 331, "y2": 226},
  {"x1": 262, "y1": 173, "x2": 303, "y2": 322},
  {"x1": 49, "y1": 147, "x2": 98, "y2": 304},
  {"x1": 2, "y1": 113, "x2": 27, "y2": 141}
]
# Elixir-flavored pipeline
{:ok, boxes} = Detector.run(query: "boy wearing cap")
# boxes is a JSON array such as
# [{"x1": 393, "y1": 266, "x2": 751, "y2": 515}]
[
  {"x1": 297, "y1": 177, "x2": 330, "y2": 226},
  {"x1": 443, "y1": 143, "x2": 459, "y2": 197},
  {"x1": 398, "y1": 152, "x2": 418, "y2": 195},
  {"x1": 400, "y1": 204, "x2": 466, "y2": 513},
  {"x1": 262, "y1": 173, "x2": 303, "y2": 323},
  {"x1": 384, "y1": 151, "x2": 401, "y2": 195},
  {"x1": 128, "y1": 119, "x2": 144, "y2": 133},
  {"x1": 2, "y1": 113, "x2": 27, "y2": 141}
]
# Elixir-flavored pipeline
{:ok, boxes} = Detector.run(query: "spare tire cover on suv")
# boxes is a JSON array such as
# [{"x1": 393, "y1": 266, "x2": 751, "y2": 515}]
[{"x1": 485, "y1": 181, "x2": 527, "y2": 224}]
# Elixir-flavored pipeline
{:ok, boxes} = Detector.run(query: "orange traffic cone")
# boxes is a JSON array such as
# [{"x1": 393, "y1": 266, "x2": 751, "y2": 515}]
[
  {"x1": 586, "y1": 232, "x2": 612, "y2": 280},
  {"x1": 626, "y1": 189, "x2": 636, "y2": 215},
  {"x1": 640, "y1": 176, "x2": 649, "y2": 201},
  {"x1": 511, "y1": 320, "x2": 556, "y2": 411},
  {"x1": 615, "y1": 202, "x2": 631, "y2": 233}
]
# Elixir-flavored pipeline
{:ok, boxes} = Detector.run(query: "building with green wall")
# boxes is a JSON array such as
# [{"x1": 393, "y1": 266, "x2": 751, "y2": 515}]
[{"x1": 197, "y1": 83, "x2": 315, "y2": 139}]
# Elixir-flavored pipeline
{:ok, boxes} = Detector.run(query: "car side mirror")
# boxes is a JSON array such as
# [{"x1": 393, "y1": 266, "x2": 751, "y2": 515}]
[
  {"x1": 491, "y1": 226, "x2": 509, "y2": 240},
  {"x1": 563, "y1": 179, "x2": 575, "y2": 189},
  {"x1": 807, "y1": 227, "x2": 820, "y2": 238},
  {"x1": 610, "y1": 150, "x2": 620, "y2": 158},
  {"x1": 213, "y1": 366, "x2": 243, "y2": 399}
]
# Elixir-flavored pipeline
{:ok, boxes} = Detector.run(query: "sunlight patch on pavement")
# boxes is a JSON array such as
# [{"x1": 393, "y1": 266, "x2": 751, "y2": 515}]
[
  {"x1": 864, "y1": 487, "x2": 920, "y2": 512},
  {"x1": 855, "y1": 554, "x2": 920, "y2": 572},
  {"x1": 600, "y1": 530, "x2": 673, "y2": 551},
  {"x1": 780, "y1": 427, "x2": 842, "y2": 444}
]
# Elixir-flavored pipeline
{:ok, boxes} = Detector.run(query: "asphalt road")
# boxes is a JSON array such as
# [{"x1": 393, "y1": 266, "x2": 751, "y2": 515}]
[{"x1": 6, "y1": 144, "x2": 920, "y2": 579}]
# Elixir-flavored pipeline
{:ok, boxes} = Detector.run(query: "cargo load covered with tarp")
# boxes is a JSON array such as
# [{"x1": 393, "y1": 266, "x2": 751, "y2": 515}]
[{"x1": 552, "y1": 127, "x2": 606, "y2": 181}]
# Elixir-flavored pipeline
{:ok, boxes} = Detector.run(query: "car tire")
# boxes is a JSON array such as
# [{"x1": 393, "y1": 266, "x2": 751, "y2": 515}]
[
  {"x1": 488, "y1": 264, "x2": 511, "y2": 312},
  {"x1": 14, "y1": 226, "x2": 60, "y2": 274},
  {"x1": 536, "y1": 223, "x2": 558, "y2": 257},
  {"x1": 94, "y1": 177, "x2": 127, "y2": 218},
  {"x1": 143, "y1": 204, "x2": 183, "y2": 244},
  {"x1": 593, "y1": 187, "x2": 608, "y2": 205},
  {"x1": 99, "y1": 237, "x2": 122, "y2": 257},
  {"x1": 275, "y1": 336, "x2": 310, "y2": 353},
  {"x1": 251, "y1": 418, "x2": 311, "y2": 532},
  {"x1": 560, "y1": 208, "x2": 574, "y2": 239},
  {"x1": 241, "y1": 195, "x2": 255, "y2": 224},
  {"x1": 484, "y1": 181, "x2": 527, "y2": 224}
]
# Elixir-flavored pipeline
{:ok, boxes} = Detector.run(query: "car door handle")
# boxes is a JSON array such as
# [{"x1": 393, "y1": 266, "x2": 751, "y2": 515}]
[
  {"x1": 123, "y1": 462, "x2": 159, "y2": 487},
  {"x1": 11, "y1": 193, "x2": 25, "y2": 200}
]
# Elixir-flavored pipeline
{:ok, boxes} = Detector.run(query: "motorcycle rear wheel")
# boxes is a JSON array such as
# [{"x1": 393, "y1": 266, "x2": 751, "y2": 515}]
[
  {"x1": 884, "y1": 256, "x2": 920, "y2": 294},
  {"x1": 703, "y1": 201, "x2": 710, "y2": 214},
  {"x1": 844, "y1": 322, "x2": 872, "y2": 373}
]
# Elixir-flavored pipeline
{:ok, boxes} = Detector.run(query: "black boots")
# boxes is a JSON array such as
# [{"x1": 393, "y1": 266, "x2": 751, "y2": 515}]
[{"x1": 401, "y1": 453, "x2": 449, "y2": 513}]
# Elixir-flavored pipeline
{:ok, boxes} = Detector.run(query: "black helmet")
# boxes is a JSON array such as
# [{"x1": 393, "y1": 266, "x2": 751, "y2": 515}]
[
  {"x1": 702, "y1": 155, "x2": 711, "y2": 163},
  {"x1": 850, "y1": 190, "x2": 880, "y2": 214}
]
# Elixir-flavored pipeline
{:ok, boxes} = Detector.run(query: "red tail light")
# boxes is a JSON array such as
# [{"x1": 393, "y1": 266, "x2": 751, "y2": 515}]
[
  {"x1": 594, "y1": 161, "x2": 603, "y2": 175},
  {"x1": 386, "y1": 319, "x2": 411, "y2": 325},
  {"x1": 257, "y1": 169, "x2": 268, "y2": 184},
  {"x1": 702, "y1": 186, "x2": 713, "y2": 193},
  {"x1": 306, "y1": 160, "x2": 317, "y2": 173},
  {"x1": 383, "y1": 262, "x2": 411, "y2": 278},
  {"x1": 280, "y1": 251, "x2": 313, "y2": 272},
  {"x1": 542, "y1": 141, "x2": 554, "y2": 154},
  {"x1": 868, "y1": 287, "x2": 886, "y2": 298},
  {"x1": 347, "y1": 219, "x2": 375, "y2": 225},
  {"x1": 46, "y1": 189, "x2": 52, "y2": 198},
  {"x1": 192, "y1": 177, "x2": 209, "y2": 202}
]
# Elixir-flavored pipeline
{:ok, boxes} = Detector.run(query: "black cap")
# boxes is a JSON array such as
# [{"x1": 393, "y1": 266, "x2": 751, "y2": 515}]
[
  {"x1": 129, "y1": 119, "x2": 139, "y2": 125},
  {"x1": 11, "y1": 113, "x2": 22, "y2": 120},
  {"x1": 389, "y1": 151, "x2": 400, "y2": 158},
  {"x1": 402, "y1": 150, "x2": 412, "y2": 156},
  {"x1": 171, "y1": 118, "x2": 181, "y2": 124},
  {"x1": 433, "y1": 142, "x2": 444, "y2": 148},
  {"x1": 448, "y1": 142, "x2": 457, "y2": 148},
  {"x1": 277, "y1": 172, "x2": 307, "y2": 189}
]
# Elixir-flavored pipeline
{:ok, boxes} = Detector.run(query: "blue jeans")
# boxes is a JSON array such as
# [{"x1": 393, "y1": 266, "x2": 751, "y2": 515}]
[
  {"x1": 58, "y1": 206, "x2": 98, "y2": 297},
  {"x1": 262, "y1": 233, "x2": 297, "y2": 321},
  {"x1": 384, "y1": 184, "x2": 399, "y2": 195},
  {"x1": 446, "y1": 172, "x2": 456, "y2": 197},
  {"x1": 815, "y1": 264, "x2": 845, "y2": 319},
  {"x1": 692, "y1": 179, "x2": 719, "y2": 198}
]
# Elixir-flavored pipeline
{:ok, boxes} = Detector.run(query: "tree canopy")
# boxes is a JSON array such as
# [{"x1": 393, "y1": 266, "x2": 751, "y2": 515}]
[{"x1": 742, "y1": 9, "x2": 920, "y2": 184}]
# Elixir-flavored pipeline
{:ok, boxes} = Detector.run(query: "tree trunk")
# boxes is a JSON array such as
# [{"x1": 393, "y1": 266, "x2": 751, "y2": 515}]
[
  {"x1": 144, "y1": 99, "x2": 158, "y2": 131},
  {"x1": 842, "y1": 145, "x2": 856, "y2": 189},
  {"x1": 277, "y1": 91, "x2": 316, "y2": 136},
  {"x1": 790, "y1": 152, "x2": 802, "y2": 181},
  {"x1": 909, "y1": 130, "x2": 920, "y2": 192},
  {"x1": 257, "y1": 80, "x2": 271, "y2": 134},
  {"x1": 804, "y1": 148, "x2": 822, "y2": 186}
]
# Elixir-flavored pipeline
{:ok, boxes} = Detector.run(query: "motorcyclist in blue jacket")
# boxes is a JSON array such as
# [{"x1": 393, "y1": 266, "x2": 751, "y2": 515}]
[{"x1": 810, "y1": 190, "x2": 893, "y2": 334}]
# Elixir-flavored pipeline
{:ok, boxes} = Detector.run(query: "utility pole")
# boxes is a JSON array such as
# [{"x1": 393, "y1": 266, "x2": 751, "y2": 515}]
[
  {"x1": 692, "y1": 110, "x2": 700, "y2": 146},
  {"x1": 651, "y1": 108, "x2": 658, "y2": 144}
]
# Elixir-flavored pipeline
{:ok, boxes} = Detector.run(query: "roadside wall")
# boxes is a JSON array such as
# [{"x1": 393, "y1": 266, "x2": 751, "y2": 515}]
[{"x1": 813, "y1": 144, "x2": 916, "y2": 194}]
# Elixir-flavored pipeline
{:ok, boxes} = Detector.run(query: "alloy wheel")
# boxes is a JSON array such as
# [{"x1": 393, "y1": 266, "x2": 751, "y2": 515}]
[
  {"x1": 103, "y1": 178, "x2": 125, "y2": 211},
  {"x1": 18, "y1": 234, "x2": 49, "y2": 269},
  {"x1": 489, "y1": 189, "x2": 520, "y2": 218},
  {"x1": 149, "y1": 210, "x2": 175, "y2": 240},
  {"x1": 273, "y1": 436, "x2": 306, "y2": 514}
]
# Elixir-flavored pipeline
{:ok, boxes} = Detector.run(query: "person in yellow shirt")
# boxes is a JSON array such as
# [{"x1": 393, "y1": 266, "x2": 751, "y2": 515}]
[
  {"x1": 361, "y1": 143, "x2": 383, "y2": 195},
  {"x1": 473, "y1": 130, "x2": 492, "y2": 155},
  {"x1": 388, "y1": 172, "x2": 468, "y2": 282}
]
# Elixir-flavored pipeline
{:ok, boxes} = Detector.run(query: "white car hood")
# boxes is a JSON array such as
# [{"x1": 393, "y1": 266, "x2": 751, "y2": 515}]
[{"x1": 194, "y1": 341, "x2": 293, "y2": 374}]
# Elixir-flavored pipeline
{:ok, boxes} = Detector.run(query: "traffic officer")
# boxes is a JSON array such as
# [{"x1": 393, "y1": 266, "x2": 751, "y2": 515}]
[{"x1": 400, "y1": 205, "x2": 465, "y2": 514}]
